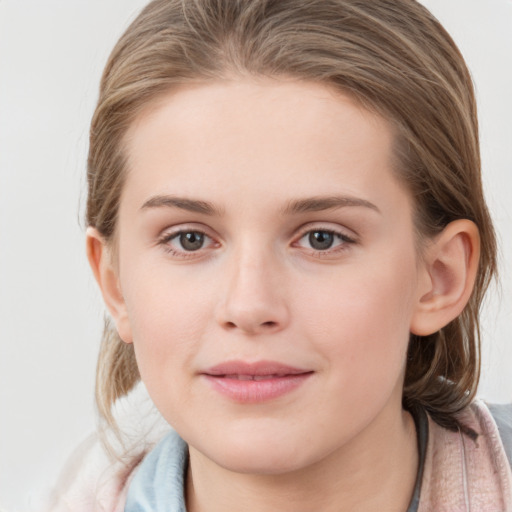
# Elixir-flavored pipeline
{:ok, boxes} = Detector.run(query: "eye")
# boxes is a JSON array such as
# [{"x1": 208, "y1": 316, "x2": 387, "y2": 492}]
[
  {"x1": 295, "y1": 228, "x2": 356, "y2": 253},
  {"x1": 158, "y1": 229, "x2": 216, "y2": 256},
  {"x1": 307, "y1": 230, "x2": 336, "y2": 250},
  {"x1": 174, "y1": 231, "x2": 206, "y2": 251}
]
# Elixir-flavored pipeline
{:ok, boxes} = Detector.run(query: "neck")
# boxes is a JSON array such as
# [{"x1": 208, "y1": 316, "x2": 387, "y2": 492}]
[{"x1": 186, "y1": 405, "x2": 418, "y2": 512}]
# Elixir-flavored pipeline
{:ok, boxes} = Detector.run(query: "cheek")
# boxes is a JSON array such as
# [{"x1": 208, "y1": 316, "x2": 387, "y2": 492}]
[
  {"x1": 121, "y1": 266, "x2": 215, "y2": 401},
  {"x1": 299, "y1": 252, "x2": 418, "y2": 390}
]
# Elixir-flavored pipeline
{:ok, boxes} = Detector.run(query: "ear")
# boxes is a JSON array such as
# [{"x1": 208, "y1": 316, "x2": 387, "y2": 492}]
[
  {"x1": 410, "y1": 219, "x2": 480, "y2": 336},
  {"x1": 86, "y1": 227, "x2": 133, "y2": 344}
]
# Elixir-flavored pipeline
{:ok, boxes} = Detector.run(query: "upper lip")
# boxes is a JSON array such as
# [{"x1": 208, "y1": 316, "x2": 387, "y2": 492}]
[{"x1": 203, "y1": 360, "x2": 311, "y2": 377}]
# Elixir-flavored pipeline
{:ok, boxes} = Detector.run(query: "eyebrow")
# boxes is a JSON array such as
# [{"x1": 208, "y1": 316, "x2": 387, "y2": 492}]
[
  {"x1": 141, "y1": 195, "x2": 223, "y2": 216},
  {"x1": 282, "y1": 196, "x2": 380, "y2": 215},
  {"x1": 140, "y1": 194, "x2": 380, "y2": 216}
]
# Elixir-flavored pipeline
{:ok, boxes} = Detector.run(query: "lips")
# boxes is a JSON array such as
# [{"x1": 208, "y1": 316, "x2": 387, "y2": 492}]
[
  {"x1": 202, "y1": 360, "x2": 313, "y2": 403},
  {"x1": 221, "y1": 374, "x2": 290, "y2": 381}
]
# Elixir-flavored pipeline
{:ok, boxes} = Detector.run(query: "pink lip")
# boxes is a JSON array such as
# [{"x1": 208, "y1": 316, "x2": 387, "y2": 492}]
[{"x1": 201, "y1": 360, "x2": 313, "y2": 403}]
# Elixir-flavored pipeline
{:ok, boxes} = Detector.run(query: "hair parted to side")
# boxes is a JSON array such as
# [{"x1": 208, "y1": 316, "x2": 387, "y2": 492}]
[{"x1": 87, "y1": 0, "x2": 497, "y2": 438}]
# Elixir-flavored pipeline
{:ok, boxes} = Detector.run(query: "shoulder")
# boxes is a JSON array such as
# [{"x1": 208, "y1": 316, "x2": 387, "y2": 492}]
[
  {"x1": 485, "y1": 402, "x2": 512, "y2": 468},
  {"x1": 417, "y1": 400, "x2": 512, "y2": 511},
  {"x1": 458, "y1": 400, "x2": 512, "y2": 470},
  {"x1": 42, "y1": 419, "x2": 170, "y2": 512},
  {"x1": 41, "y1": 433, "x2": 148, "y2": 512},
  {"x1": 42, "y1": 386, "x2": 170, "y2": 512}
]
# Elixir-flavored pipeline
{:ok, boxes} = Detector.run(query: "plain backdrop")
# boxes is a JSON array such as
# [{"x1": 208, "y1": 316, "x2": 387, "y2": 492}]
[{"x1": 1, "y1": 0, "x2": 511, "y2": 510}]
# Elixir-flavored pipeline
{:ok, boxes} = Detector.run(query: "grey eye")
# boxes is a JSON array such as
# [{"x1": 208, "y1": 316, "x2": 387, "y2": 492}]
[
  {"x1": 308, "y1": 231, "x2": 334, "y2": 250},
  {"x1": 178, "y1": 231, "x2": 205, "y2": 251}
]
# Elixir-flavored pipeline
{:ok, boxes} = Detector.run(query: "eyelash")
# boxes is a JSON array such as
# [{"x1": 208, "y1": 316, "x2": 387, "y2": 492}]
[
  {"x1": 157, "y1": 226, "x2": 357, "y2": 259},
  {"x1": 157, "y1": 229, "x2": 216, "y2": 259},
  {"x1": 294, "y1": 227, "x2": 357, "y2": 257}
]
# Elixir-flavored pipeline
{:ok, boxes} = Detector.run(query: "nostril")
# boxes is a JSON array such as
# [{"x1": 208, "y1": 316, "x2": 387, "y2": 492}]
[{"x1": 223, "y1": 319, "x2": 278, "y2": 331}]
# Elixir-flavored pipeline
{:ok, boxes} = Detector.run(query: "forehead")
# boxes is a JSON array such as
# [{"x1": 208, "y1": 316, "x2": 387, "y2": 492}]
[{"x1": 121, "y1": 78, "x2": 410, "y2": 218}]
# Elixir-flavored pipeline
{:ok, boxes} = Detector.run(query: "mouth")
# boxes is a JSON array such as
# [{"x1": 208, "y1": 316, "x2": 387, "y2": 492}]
[
  {"x1": 201, "y1": 360, "x2": 314, "y2": 403},
  {"x1": 217, "y1": 374, "x2": 299, "y2": 381}
]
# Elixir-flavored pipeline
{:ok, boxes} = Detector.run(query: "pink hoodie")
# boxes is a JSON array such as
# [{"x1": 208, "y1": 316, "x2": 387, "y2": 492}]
[{"x1": 44, "y1": 400, "x2": 512, "y2": 512}]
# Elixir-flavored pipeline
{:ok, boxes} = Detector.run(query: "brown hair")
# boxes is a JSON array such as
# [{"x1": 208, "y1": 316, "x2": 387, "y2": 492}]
[{"x1": 87, "y1": 0, "x2": 497, "y2": 437}]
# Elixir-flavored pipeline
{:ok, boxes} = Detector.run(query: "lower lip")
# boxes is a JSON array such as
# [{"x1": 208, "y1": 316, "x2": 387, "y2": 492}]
[{"x1": 203, "y1": 373, "x2": 313, "y2": 403}]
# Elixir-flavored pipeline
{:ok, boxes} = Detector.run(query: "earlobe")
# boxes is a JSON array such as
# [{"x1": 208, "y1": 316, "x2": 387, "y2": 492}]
[
  {"x1": 86, "y1": 227, "x2": 133, "y2": 344},
  {"x1": 410, "y1": 219, "x2": 480, "y2": 336}
]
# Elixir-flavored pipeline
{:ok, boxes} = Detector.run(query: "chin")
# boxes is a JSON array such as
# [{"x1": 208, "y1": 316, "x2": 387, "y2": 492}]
[
  {"x1": 213, "y1": 448, "x2": 308, "y2": 475},
  {"x1": 192, "y1": 427, "x2": 322, "y2": 476}
]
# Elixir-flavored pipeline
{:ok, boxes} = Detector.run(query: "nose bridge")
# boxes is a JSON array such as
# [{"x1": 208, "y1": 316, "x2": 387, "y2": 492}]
[{"x1": 216, "y1": 237, "x2": 289, "y2": 334}]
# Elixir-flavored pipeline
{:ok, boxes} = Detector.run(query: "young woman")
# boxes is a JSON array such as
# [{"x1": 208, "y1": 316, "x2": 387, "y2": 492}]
[{"x1": 46, "y1": 0, "x2": 512, "y2": 510}]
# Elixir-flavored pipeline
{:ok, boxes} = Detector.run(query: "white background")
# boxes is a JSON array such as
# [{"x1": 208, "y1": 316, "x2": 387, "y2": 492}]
[{"x1": 0, "y1": 0, "x2": 511, "y2": 510}]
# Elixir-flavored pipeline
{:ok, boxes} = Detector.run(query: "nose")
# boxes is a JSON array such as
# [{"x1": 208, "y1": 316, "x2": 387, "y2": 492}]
[{"x1": 215, "y1": 247, "x2": 290, "y2": 335}]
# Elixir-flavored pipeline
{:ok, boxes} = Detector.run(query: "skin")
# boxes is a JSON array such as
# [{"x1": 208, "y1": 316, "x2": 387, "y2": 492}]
[{"x1": 88, "y1": 77, "x2": 480, "y2": 511}]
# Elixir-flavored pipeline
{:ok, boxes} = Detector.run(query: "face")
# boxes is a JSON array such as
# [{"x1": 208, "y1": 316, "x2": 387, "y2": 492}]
[{"x1": 112, "y1": 79, "x2": 427, "y2": 474}]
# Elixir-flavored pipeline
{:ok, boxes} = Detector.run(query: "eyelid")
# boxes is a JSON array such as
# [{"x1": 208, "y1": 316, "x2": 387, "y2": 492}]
[
  {"x1": 157, "y1": 224, "x2": 220, "y2": 257},
  {"x1": 292, "y1": 223, "x2": 358, "y2": 256},
  {"x1": 154, "y1": 222, "x2": 357, "y2": 259},
  {"x1": 157, "y1": 222, "x2": 216, "y2": 240},
  {"x1": 294, "y1": 223, "x2": 358, "y2": 243}
]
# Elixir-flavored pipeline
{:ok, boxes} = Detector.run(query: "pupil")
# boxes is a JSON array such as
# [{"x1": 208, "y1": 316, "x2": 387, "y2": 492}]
[
  {"x1": 309, "y1": 231, "x2": 334, "y2": 250},
  {"x1": 180, "y1": 232, "x2": 204, "y2": 251}
]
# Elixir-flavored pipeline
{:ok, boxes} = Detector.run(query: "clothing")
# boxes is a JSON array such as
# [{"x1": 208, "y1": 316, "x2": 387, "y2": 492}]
[
  {"x1": 417, "y1": 401, "x2": 512, "y2": 511},
  {"x1": 45, "y1": 400, "x2": 512, "y2": 512},
  {"x1": 123, "y1": 407, "x2": 426, "y2": 512}
]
